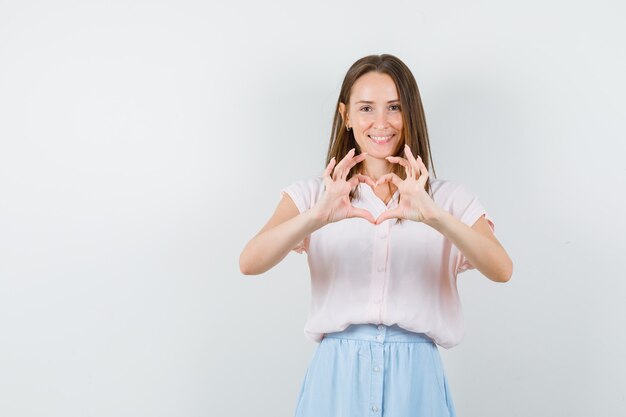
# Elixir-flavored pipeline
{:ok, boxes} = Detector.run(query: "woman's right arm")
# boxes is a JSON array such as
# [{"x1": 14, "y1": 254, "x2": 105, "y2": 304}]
[
  {"x1": 239, "y1": 148, "x2": 376, "y2": 275},
  {"x1": 239, "y1": 194, "x2": 325, "y2": 275}
]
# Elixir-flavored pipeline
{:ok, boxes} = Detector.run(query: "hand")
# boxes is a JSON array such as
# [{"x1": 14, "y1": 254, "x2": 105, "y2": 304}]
[
  {"x1": 311, "y1": 148, "x2": 377, "y2": 225},
  {"x1": 373, "y1": 144, "x2": 442, "y2": 225}
]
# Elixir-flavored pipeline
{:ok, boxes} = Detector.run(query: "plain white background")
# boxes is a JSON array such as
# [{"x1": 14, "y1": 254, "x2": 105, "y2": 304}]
[{"x1": 1, "y1": 0, "x2": 625, "y2": 416}]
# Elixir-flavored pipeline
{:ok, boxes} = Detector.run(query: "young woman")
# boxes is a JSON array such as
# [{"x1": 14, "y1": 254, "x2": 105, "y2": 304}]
[{"x1": 240, "y1": 54, "x2": 513, "y2": 417}]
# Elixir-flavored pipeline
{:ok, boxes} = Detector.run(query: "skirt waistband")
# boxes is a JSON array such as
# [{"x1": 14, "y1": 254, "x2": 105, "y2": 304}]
[{"x1": 323, "y1": 323, "x2": 435, "y2": 344}]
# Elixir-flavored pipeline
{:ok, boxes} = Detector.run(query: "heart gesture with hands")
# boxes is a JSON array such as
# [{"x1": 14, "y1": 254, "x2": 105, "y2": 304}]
[
  {"x1": 374, "y1": 144, "x2": 442, "y2": 225},
  {"x1": 312, "y1": 148, "x2": 378, "y2": 225}
]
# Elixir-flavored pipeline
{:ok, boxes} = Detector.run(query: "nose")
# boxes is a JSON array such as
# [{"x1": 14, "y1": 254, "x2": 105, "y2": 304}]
[{"x1": 375, "y1": 110, "x2": 389, "y2": 129}]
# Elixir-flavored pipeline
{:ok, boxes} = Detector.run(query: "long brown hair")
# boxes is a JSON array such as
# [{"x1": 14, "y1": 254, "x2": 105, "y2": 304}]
[{"x1": 326, "y1": 54, "x2": 437, "y2": 225}]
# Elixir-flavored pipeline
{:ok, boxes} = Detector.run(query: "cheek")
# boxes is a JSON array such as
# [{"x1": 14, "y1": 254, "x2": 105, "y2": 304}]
[{"x1": 354, "y1": 117, "x2": 371, "y2": 127}]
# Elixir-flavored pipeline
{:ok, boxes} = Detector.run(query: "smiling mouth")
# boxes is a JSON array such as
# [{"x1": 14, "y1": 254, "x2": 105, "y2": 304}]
[{"x1": 368, "y1": 134, "x2": 394, "y2": 144}]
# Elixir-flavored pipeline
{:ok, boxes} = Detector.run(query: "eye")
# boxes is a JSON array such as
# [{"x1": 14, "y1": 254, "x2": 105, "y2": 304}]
[
  {"x1": 360, "y1": 106, "x2": 372, "y2": 112},
  {"x1": 390, "y1": 104, "x2": 401, "y2": 111}
]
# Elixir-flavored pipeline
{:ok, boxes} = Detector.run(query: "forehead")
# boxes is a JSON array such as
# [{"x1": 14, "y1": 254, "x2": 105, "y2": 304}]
[{"x1": 351, "y1": 72, "x2": 398, "y2": 101}]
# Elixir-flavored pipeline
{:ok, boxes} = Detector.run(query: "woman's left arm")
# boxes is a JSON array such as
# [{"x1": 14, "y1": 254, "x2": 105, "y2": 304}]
[
  {"x1": 376, "y1": 144, "x2": 513, "y2": 283},
  {"x1": 425, "y1": 212, "x2": 513, "y2": 283}
]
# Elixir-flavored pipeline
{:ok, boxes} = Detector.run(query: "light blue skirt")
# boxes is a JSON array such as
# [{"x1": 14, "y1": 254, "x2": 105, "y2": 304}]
[{"x1": 293, "y1": 323, "x2": 457, "y2": 417}]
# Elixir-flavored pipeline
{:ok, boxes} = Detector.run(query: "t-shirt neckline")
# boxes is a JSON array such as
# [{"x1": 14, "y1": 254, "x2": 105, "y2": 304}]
[{"x1": 359, "y1": 183, "x2": 400, "y2": 209}]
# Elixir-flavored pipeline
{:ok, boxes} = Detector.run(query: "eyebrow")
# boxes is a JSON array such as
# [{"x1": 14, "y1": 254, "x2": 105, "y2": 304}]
[{"x1": 354, "y1": 99, "x2": 400, "y2": 104}]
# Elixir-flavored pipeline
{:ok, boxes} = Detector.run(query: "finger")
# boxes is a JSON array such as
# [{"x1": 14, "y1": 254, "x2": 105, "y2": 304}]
[
  {"x1": 403, "y1": 144, "x2": 420, "y2": 178},
  {"x1": 334, "y1": 148, "x2": 355, "y2": 180},
  {"x1": 324, "y1": 157, "x2": 336, "y2": 176},
  {"x1": 348, "y1": 207, "x2": 376, "y2": 224},
  {"x1": 332, "y1": 150, "x2": 349, "y2": 180},
  {"x1": 322, "y1": 157, "x2": 336, "y2": 189},
  {"x1": 344, "y1": 151, "x2": 368, "y2": 176},
  {"x1": 415, "y1": 155, "x2": 429, "y2": 187},
  {"x1": 375, "y1": 208, "x2": 402, "y2": 225},
  {"x1": 349, "y1": 173, "x2": 376, "y2": 189},
  {"x1": 340, "y1": 148, "x2": 363, "y2": 181},
  {"x1": 342, "y1": 151, "x2": 368, "y2": 182},
  {"x1": 403, "y1": 144, "x2": 420, "y2": 179},
  {"x1": 375, "y1": 172, "x2": 402, "y2": 188},
  {"x1": 385, "y1": 155, "x2": 411, "y2": 178}
]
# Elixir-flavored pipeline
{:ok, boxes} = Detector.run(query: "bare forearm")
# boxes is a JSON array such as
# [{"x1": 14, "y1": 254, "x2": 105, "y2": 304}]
[
  {"x1": 240, "y1": 210, "x2": 325, "y2": 275},
  {"x1": 425, "y1": 209, "x2": 512, "y2": 282}
]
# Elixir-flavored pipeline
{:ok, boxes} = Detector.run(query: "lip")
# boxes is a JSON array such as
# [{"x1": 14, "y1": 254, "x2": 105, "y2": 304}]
[{"x1": 368, "y1": 134, "x2": 394, "y2": 144}]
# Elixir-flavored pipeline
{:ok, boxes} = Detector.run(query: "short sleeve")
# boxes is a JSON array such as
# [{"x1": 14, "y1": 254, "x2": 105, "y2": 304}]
[
  {"x1": 451, "y1": 184, "x2": 496, "y2": 274},
  {"x1": 279, "y1": 176, "x2": 323, "y2": 254}
]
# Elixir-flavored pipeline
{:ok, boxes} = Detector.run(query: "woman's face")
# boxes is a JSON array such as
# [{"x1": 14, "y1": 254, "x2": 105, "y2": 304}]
[{"x1": 339, "y1": 71, "x2": 403, "y2": 159}]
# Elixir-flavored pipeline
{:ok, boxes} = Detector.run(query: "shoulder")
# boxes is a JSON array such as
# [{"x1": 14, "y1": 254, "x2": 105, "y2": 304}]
[
  {"x1": 430, "y1": 178, "x2": 483, "y2": 213},
  {"x1": 283, "y1": 175, "x2": 324, "y2": 194},
  {"x1": 429, "y1": 177, "x2": 470, "y2": 200},
  {"x1": 306, "y1": 175, "x2": 324, "y2": 190},
  {"x1": 432, "y1": 177, "x2": 493, "y2": 228},
  {"x1": 280, "y1": 175, "x2": 325, "y2": 213}
]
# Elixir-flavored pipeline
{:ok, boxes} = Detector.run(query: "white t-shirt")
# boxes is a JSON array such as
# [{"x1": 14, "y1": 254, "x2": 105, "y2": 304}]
[{"x1": 280, "y1": 176, "x2": 496, "y2": 349}]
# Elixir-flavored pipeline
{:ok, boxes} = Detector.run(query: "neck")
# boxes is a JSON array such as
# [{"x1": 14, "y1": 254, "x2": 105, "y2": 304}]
[{"x1": 361, "y1": 156, "x2": 391, "y2": 181}]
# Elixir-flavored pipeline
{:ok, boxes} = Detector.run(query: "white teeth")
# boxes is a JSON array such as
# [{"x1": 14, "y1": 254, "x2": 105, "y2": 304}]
[{"x1": 369, "y1": 134, "x2": 393, "y2": 142}]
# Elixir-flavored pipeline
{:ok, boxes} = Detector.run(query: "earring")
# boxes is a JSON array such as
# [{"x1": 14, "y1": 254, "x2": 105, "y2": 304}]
[{"x1": 346, "y1": 125, "x2": 352, "y2": 132}]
